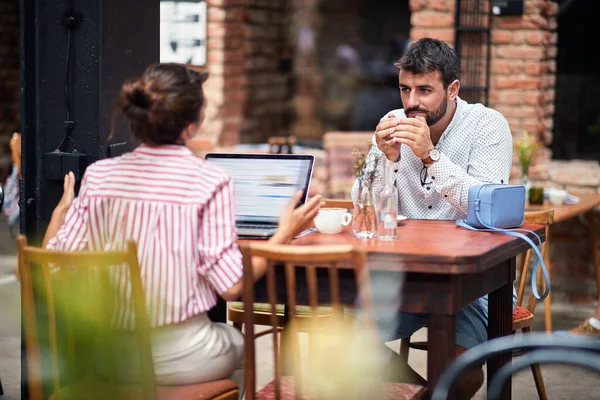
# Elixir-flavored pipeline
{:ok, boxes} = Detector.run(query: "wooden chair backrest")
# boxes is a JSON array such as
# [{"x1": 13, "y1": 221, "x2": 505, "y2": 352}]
[
  {"x1": 268, "y1": 136, "x2": 297, "y2": 154},
  {"x1": 240, "y1": 243, "x2": 370, "y2": 400},
  {"x1": 322, "y1": 198, "x2": 353, "y2": 210},
  {"x1": 322, "y1": 131, "x2": 373, "y2": 199},
  {"x1": 516, "y1": 209, "x2": 555, "y2": 313},
  {"x1": 17, "y1": 235, "x2": 156, "y2": 400}
]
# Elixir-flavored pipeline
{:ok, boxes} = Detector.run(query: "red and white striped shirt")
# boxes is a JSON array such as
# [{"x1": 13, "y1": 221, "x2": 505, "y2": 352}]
[{"x1": 47, "y1": 145, "x2": 243, "y2": 328}]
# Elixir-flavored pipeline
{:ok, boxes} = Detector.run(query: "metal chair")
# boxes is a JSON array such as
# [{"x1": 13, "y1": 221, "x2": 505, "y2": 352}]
[
  {"x1": 0, "y1": 184, "x2": 4, "y2": 396},
  {"x1": 431, "y1": 333, "x2": 600, "y2": 400}
]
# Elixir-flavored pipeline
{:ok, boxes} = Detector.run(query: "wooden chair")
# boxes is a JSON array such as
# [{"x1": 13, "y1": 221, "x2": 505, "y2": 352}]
[
  {"x1": 399, "y1": 209, "x2": 554, "y2": 399},
  {"x1": 240, "y1": 242, "x2": 426, "y2": 400},
  {"x1": 268, "y1": 136, "x2": 296, "y2": 154},
  {"x1": 227, "y1": 199, "x2": 353, "y2": 336},
  {"x1": 17, "y1": 235, "x2": 238, "y2": 400}
]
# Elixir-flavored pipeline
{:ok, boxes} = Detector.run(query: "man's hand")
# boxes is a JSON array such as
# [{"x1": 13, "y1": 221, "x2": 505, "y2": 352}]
[
  {"x1": 375, "y1": 114, "x2": 402, "y2": 161},
  {"x1": 272, "y1": 192, "x2": 324, "y2": 243},
  {"x1": 389, "y1": 116, "x2": 434, "y2": 160}
]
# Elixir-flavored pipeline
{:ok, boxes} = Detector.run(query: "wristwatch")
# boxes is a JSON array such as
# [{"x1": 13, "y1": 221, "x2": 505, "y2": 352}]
[{"x1": 422, "y1": 148, "x2": 440, "y2": 165}]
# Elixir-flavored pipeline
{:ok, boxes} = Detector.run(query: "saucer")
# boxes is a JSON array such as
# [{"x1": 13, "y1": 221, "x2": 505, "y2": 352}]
[{"x1": 397, "y1": 215, "x2": 408, "y2": 222}]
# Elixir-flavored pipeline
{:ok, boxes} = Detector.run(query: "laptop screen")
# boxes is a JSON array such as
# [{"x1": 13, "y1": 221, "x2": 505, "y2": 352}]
[{"x1": 204, "y1": 153, "x2": 314, "y2": 224}]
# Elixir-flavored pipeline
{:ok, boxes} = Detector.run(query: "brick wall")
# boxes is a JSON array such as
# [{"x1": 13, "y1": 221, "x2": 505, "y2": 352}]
[
  {"x1": 242, "y1": 0, "x2": 292, "y2": 143},
  {"x1": 484, "y1": 1, "x2": 600, "y2": 304},
  {"x1": 289, "y1": 0, "x2": 322, "y2": 143},
  {"x1": 409, "y1": 0, "x2": 455, "y2": 45},
  {"x1": 203, "y1": 0, "x2": 293, "y2": 146},
  {"x1": 0, "y1": 0, "x2": 20, "y2": 181},
  {"x1": 488, "y1": 0, "x2": 558, "y2": 177},
  {"x1": 202, "y1": 0, "x2": 248, "y2": 147}
]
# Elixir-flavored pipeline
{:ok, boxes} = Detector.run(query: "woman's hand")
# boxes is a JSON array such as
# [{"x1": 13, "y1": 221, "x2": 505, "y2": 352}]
[
  {"x1": 272, "y1": 192, "x2": 324, "y2": 244},
  {"x1": 10, "y1": 133, "x2": 21, "y2": 176},
  {"x1": 55, "y1": 172, "x2": 76, "y2": 217},
  {"x1": 42, "y1": 172, "x2": 76, "y2": 248},
  {"x1": 220, "y1": 191, "x2": 324, "y2": 301}
]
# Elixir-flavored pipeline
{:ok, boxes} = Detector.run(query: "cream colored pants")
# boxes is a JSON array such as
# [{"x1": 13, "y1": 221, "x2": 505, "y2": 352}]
[
  {"x1": 105, "y1": 313, "x2": 244, "y2": 394},
  {"x1": 152, "y1": 313, "x2": 244, "y2": 388}
]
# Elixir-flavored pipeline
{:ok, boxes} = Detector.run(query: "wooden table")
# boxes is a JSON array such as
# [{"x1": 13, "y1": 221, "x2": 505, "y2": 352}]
[
  {"x1": 526, "y1": 193, "x2": 600, "y2": 331},
  {"x1": 243, "y1": 219, "x2": 545, "y2": 399}
]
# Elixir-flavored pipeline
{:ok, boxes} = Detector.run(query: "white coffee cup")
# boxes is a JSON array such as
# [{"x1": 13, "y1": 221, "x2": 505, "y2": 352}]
[
  {"x1": 314, "y1": 208, "x2": 352, "y2": 234},
  {"x1": 548, "y1": 189, "x2": 568, "y2": 206}
]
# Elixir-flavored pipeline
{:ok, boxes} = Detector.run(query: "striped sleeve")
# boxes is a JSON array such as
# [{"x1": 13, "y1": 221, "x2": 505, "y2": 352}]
[
  {"x1": 46, "y1": 174, "x2": 90, "y2": 251},
  {"x1": 196, "y1": 176, "x2": 243, "y2": 295}
]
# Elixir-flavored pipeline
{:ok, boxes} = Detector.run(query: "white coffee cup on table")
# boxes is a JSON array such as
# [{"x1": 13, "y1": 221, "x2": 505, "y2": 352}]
[
  {"x1": 548, "y1": 189, "x2": 568, "y2": 206},
  {"x1": 314, "y1": 208, "x2": 352, "y2": 234}
]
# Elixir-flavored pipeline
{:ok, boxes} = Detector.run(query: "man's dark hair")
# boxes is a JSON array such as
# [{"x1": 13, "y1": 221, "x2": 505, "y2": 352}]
[{"x1": 394, "y1": 38, "x2": 459, "y2": 88}]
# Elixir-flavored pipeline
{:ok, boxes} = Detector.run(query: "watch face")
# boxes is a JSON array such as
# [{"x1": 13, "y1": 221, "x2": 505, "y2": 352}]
[{"x1": 429, "y1": 148, "x2": 440, "y2": 161}]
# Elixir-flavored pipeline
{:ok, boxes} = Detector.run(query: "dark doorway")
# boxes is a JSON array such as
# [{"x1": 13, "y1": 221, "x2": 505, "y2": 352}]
[
  {"x1": 317, "y1": 0, "x2": 409, "y2": 133},
  {"x1": 454, "y1": 0, "x2": 491, "y2": 106},
  {"x1": 553, "y1": 0, "x2": 600, "y2": 161}
]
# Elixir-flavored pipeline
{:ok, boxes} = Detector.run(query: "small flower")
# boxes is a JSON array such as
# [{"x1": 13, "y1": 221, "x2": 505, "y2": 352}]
[
  {"x1": 514, "y1": 131, "x2": 542, "y2": 174},
  {"x1": 353, "y1": 144, "x2": 382, "y2": 189},
  {"x1": 352, "y1": 146, "x2": 366, "y2": 179}
]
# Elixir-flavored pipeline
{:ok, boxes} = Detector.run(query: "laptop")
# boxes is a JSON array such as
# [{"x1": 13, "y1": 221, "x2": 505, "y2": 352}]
[{"x1": 204, "y1": 153, "x2": 315, "y2": 239}]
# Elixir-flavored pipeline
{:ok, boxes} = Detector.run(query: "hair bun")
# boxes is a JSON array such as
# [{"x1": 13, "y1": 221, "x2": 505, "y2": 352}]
[{"x1": 119, "y1": 78, "x2": 152, "y2": 121}]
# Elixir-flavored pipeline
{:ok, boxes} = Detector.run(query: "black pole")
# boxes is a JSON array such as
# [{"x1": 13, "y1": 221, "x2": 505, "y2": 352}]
[{"x1": 20, "y1": 0, "x2": 159, "y2": 398}]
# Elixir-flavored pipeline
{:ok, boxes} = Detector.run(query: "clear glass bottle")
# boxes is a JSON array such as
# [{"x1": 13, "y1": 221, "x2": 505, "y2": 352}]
[{"x1": 377, "y1": 159, "x2": 398, "y2": 241}]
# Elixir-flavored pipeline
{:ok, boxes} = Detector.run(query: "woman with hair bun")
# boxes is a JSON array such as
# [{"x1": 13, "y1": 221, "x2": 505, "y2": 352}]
[{"x1": 42, "y1": 63, "x2": 323, "y2": 391}]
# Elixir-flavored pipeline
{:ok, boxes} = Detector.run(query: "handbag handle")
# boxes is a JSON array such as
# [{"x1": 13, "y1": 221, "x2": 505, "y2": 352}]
[{"x1": 456, "y1": 190, "x2": 550, "y2": 301}]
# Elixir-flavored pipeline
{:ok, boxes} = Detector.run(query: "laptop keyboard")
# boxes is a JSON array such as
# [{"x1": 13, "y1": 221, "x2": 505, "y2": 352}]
[{"x1": 237, "y1": 223, "x2": 276, "y2": 229}]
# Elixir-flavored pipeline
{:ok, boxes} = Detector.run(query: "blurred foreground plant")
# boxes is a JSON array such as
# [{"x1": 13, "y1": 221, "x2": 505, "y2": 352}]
[{"x1": 284, "y1": 314, "x2": 387, "y2": 400}]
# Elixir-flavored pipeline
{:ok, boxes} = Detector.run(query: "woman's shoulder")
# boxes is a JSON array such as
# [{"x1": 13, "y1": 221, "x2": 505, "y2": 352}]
[
  {"x1": 84, "y1": 156, "x2": 122, "y2": 176},
  {"x1": 198, "y1": 160, "x2": 231, "y2": 186}
]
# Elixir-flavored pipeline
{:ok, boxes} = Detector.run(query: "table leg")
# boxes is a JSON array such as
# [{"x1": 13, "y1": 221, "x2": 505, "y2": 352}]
[
  {"x1": 543, "y1": 227, "x2": 553, "y2": 332},
  {"x1": 586, "y1": 210, "x2": 600, "y2": 301},
  {"x1": 488, "y1": 258, "x2": 514, "y2": 400},
  {"x1": 428, "y1": 313, "x2": 456, "y2": 398}
]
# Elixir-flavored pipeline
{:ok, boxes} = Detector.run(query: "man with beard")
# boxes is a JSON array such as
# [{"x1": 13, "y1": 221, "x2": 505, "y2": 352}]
[{"x1": 351, "y1": 38, "x2": 513, "y2": 399}]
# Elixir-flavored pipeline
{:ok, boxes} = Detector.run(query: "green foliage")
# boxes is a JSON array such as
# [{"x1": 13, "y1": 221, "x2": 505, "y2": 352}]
[{"x1": 514, "y1": 131, "x2": 542, "y2": 175}]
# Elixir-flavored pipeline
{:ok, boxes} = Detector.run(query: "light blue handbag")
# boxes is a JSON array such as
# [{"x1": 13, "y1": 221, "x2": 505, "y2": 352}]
[{"x1": 456, "y1": 184, "x2": 550, "y2": 300}]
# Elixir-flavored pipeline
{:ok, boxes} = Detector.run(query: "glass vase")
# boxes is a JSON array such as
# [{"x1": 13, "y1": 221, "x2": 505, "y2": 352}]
[{"x1": 352, "y1": 181, "x2": 377, "y2": 239}]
